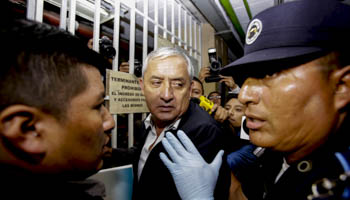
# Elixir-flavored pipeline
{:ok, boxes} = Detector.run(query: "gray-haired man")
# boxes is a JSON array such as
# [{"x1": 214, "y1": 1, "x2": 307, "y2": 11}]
[{"x1": 132, "y1": 47, "x2": 230, "y2": 200}]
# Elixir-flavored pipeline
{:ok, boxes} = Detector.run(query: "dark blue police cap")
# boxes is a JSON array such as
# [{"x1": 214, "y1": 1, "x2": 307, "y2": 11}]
[{"x1": 220, "y1": 0, "x2": 350, "y2": 86}]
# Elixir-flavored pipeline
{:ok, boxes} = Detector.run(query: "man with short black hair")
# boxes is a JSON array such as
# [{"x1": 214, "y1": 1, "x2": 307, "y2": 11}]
[{"x1": 0, "y1": 18, "x2": 115, "y2": 199}]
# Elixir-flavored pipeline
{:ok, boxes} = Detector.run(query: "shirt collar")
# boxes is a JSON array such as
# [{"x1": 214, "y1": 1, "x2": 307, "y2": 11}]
[{"x1": 144, "y1": 114, "x2": 181, "y2": 132}]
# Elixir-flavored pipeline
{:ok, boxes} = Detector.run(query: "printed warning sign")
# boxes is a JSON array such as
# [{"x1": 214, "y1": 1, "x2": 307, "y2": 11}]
[{"x1": 106, "y1": 70, "x2": 149, "y2": 114}]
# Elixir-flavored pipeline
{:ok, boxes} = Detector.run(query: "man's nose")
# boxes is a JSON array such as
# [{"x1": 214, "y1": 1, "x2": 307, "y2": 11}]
[
  {"x1": 160, "y1": 82, "x2": 174, "y2": 102},
  {"x1": 229, "y1": 109, "x2": 235, "y2": 116},
  {"x1": 238, "y1": 78, "x2": 261, "y2": 106},
  {"x1": 102, "y1": 106, "x2": 115, "y2": 133}
]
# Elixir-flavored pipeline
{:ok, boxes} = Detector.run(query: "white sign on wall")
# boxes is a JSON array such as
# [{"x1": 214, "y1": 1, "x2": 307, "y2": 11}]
[{"x1": 106, "y1": 70, "x2": 149, "y2": 114}]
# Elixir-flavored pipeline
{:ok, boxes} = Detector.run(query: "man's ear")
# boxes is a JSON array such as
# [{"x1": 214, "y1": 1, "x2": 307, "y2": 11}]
[
  {"x1": 0, "y1": 105, "x2": 46, "y2": 156},
  {"x1": 139, "y1": 78, "x2": 145, "y2": 96},
  {"x1": 333, "y1": 65, "x2": 350, "y2": 111}
]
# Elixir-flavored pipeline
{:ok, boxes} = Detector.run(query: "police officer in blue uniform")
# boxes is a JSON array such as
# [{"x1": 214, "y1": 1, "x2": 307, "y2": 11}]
[{"x1": 158, "y1": 0, "x2": 350, "y2": 200}]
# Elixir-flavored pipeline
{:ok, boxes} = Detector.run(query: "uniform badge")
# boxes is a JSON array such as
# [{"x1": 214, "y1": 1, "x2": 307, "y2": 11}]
[{"x1": 246, "y1": 18, "x2": 263, "y2": 45}]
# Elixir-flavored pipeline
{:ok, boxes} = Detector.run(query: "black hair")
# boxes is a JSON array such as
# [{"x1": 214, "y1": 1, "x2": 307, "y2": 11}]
[
  {"x1": 225, "y1": 93, "x2": 239, "y2": 103},
  {"x1": 192, "y1": 76, "x2": 204, "y2": 94},
  {"x1": 0, "y1": 19, "x2": 111, "y2": 120},
  {"x1": 208, "y1": 91, "x2": 220, "y2": 98}
]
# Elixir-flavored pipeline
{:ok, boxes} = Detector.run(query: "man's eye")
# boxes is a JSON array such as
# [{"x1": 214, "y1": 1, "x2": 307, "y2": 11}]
[
  {"x1": 172, "y1": 81, "x2": 183, "y2": 87},
  {"x1": 94, "y1": 102, "x2": 104, "y2": 110},
  {"x1": 152, "y1": 81, "x2": 161, "y2": 86},
  {"x1": 264, "y1": 71, "x2": 280, "y2": 79}
]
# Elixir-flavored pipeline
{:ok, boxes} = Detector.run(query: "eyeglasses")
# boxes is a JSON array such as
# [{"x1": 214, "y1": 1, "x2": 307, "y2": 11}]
[{"x1": 209, "y1": 96, "x2": 221, "y2": 100}]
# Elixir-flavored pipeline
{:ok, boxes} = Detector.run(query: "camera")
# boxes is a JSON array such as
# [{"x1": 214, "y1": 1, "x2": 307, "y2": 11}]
[
  {"x1": 99, "y1": 36, "x2": 116, "y2": 60},
  {"x1": 205, "y1": 48, "x2": 222, "y2": 83},
  {"x1": 134, "y1": 59, "x2": 142, "y2": 78}
]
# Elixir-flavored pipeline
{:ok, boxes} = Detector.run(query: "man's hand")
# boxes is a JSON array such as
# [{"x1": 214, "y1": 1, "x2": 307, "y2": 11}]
[
  {"x1": 199, "y1": 66, "x2": 211, "y2": 83},
  {"x1": 219, "y1": 75, "x2": 237, "y2": 90},
  {"x1": 119, "y1": 62, "x2": 130, "y2": 73},
  {"x1": 159, "y1": 130, "x2": 224, "y2": 200},
  {"x1": 211, "y1": 104, "x2": 229, "y2": 123}
]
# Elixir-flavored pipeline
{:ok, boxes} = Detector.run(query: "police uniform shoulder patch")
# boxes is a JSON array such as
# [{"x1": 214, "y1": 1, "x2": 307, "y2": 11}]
[{"x1": 246, "y1": 18, "x2": 263, "y2": 45}]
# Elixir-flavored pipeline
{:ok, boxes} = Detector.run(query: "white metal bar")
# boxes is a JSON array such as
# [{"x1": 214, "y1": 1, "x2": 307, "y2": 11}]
[
  {"x1": 128, "y1": 0, "x2": 136, "y2": 148},
  {"x1": 35, "y1": 0, "x2": 43, "y2": 22},
  {"x1": 143, "y1": 0, "x2": 149, "y2": 60},
  {"x1": 59, "y1": 0, "x2": 68, "y2": 30},
  {"x1": 92, "y1": 0, "x2": 101, "y2": 52},
  {"x1": 68, "y1": 0, "x2": 76, "y2": 34},
  {"x1": 163, "y1": 0, "x2": 167, "y2": 39},
  {"x1": 112, "y1": 0, "x2": 121, "y2": 71},
  {"x1": 142, "y1": 0, "x2": 147, "y2": 120},
  {"x1": 112, "y1": 115, "x2": 118, "y2": 148},
  {"x1": 184, "y1": 10, "x2": 187, "y2": 50},
  {"x1": 134, "y1": 8, "x2": 188, "y2": 45},
  {"x1": 128, "y1": 114, "x2": 134, "y2": 147},
  {"x1": 27, "y1": 0, "x2": 35, "y2": 20},
  {"x1": 154, "y1": 0, "x2": 159, "y2": 49},
  {"x1": 194, "y1": 22, "x2": 197, "y2": 58},
  {"x1": 171, "y1": 0, "x2": 175, "y2": 44},
  {"x1": 178, "y1": 4, "x2": 181, "y2": 46},
  {"x1": 120, "y1": 0, "x2": 133, "y2": 7},
  {"x1": 141, "y1": 0, "x2": 148, "y2": 126},
  {"x1": 142, "y1": 0, "x2": 148, "y2": 127},
  {"x1": 189, "y1": 15, "x2": 193, "y2": 56},
  {"x1": 199, "y1": 23, "x2": 202, "y2": 69},
  {"x1": 111, "y1": 0, "x2": 121, "y2": 149},
  {"x1": 129, "y1": 2, "x2": 135, "y2": 75}
]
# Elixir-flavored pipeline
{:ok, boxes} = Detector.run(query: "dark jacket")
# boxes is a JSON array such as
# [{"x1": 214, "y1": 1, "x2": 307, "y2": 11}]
[
  {"x1": 1, "y1": 170, "x2": 105, "y2": 200},
  {"x1": 242, "y1": 119, "x2": 350, "y2": 200},
  {"x1": 132, "y1": 101, "x2": 230, "y2": 200}
]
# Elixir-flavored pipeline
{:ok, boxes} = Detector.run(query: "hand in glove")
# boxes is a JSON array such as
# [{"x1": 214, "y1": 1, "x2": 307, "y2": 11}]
[{"x1": 159, "y1": 130, "x2": 224, "y2": 200}]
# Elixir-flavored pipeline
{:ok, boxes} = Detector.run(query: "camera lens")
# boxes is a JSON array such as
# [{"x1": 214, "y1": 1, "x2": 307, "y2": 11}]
[
  {"x1": 210, "y1": 60, "x2": 221, "y2": 71},
  {"x1": 134, "y1": 60, "x2": 142, "y2": 77},
  {"x1": 99, "y1": 36, "x2": 116, "y2": 59}
]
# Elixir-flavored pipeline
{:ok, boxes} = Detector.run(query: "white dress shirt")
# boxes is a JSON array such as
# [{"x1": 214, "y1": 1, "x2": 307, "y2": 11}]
[{"x1": 137, "y1": 114, "x2": 181, "y2": 180}]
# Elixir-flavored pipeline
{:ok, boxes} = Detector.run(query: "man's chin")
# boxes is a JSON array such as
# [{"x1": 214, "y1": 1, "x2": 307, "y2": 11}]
[{"x1": 155, "y1": 112, "x2": 176, "y2": 120}]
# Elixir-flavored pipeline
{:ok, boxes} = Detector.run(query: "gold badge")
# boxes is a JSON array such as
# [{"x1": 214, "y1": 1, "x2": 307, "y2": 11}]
[{"x1": 246, "y1": 19, "x2": 263, "y2": 45}]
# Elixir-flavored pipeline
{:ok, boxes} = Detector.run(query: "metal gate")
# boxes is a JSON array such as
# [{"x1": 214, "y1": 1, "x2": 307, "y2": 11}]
[{"x1": 26, "y1": 0, "x2": 202, "y2": 148}]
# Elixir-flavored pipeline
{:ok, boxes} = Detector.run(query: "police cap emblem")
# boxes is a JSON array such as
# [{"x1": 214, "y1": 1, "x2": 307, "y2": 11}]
[{"x1": 246, "y1": 19, "x2": 262, "y2": 45}]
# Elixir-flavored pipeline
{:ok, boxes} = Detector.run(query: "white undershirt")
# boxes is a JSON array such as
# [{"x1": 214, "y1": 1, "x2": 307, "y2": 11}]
[{"x1": 137, "y1": 114, "x2": 181, "y2": 180}]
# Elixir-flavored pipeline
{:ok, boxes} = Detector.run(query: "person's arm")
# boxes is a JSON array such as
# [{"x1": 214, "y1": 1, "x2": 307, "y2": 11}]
[
  {"x1": 159, "y1": 130, "x2": 224, "y2": 200},
  {"x1": 211, "y1": 104, "x2": 229, "y2": 123},
  {"x1": 199, "y1": 66, "x2": 211, "y2": 83},
  {"x1": 119, "y1": 62, "x2": 130, "y2": 73},
  {"x1": 219, "y1": 75, "x2": 240, "y2": 94},
  {"x1": 229, "y1": 172, "x2": 248, "y2": 200}
]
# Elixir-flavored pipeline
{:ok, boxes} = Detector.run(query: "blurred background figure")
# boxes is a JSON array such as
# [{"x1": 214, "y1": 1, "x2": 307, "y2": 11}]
[
  {"x1": 208, "y1": 91, "x2": 221, "y2": 105},
  {"x1": 224, "y1": 94, "x2": 245, "y2": 137},
  {"x1": 190, "y1": 76, "x2": 204, "y2": 100},
  {"x1": 87, "y1": 36, "x2": 116, "y2": 66}
]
